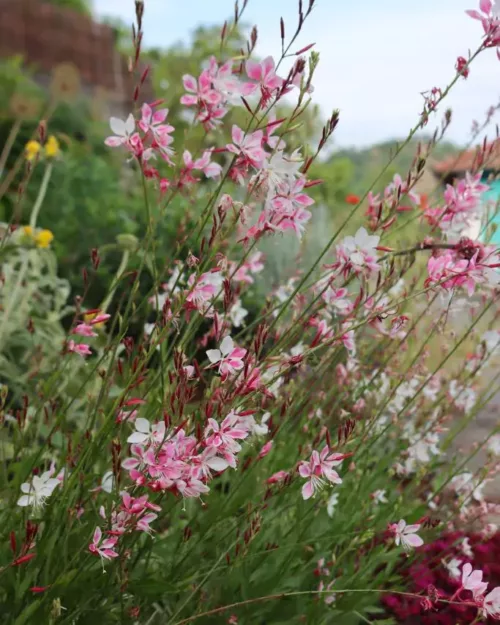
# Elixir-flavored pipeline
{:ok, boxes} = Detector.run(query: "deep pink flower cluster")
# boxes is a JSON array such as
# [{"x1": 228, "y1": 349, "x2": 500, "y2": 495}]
[{"x1": 384, "y1": 530, "x2": 500, "y2": 623}]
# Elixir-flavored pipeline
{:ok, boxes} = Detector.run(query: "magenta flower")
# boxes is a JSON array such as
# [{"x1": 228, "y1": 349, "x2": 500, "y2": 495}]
[
  {"x1": 204, "y1": 413, "x2": 250, "y2": 454},
  {"x1": 181, "y1": 71, "x2": 221, "y2": 107},
  {"x1": 226, "y1": 126, "x2": 266, "y2": 168},
  {"x1": 245, "y1": 56, "x2": 284, "y2": 106},
  {"x1": 185, "y1": 270, "x2": 223, "y2": 316},
  {"x1": 67, "y1": 340, "x2": 92, "y2": 357},
  {"x1": 467, "y1": 0, "x2": 500, "y2": 48},
  {"x1": 89, "y1": 527, "x2": 119, "y2": 561},
  {"x1": 271, "y1": 176, "x2": 315, "y2": 215},
  {"x1": 258, "y1": 440, "x2": 273, "y2": 459},
  {"x1": 298, "y1": 447, "x2": 345, "y2": 500},
  {"x1": 73, "y1": 323, "x2": 96, "y2": 337},
  {"x1": 138, "y1": 103, "x2": 173, "y2": 136},
  {"x1": 266, "y1": 470, "x2": 289, "y2": 485},
  {"x1": 206, "y1": 336, "x2": 247, "y2": 378}
]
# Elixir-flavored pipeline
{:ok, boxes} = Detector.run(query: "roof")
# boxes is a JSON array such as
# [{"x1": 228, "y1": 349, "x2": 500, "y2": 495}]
[
  {"x1": 0, "y1": 0, "x2": 153, "y2": 106},
  {"x1": 432, "y1": 143, "x2": 500, "y2": 176}
]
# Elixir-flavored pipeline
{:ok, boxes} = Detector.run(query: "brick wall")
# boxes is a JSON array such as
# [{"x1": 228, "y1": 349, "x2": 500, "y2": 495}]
[{"x1": 0, "y1": 0, "x2": 153, "y2": 115}]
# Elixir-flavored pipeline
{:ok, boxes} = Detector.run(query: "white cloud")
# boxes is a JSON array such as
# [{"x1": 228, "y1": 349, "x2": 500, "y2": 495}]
[{"x1": 93, "y1": 0, "x2": 500, "y2": 147}]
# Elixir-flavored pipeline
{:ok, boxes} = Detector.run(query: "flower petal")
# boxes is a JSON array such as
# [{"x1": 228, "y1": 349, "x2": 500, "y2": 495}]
[{"x1": 220, "y1": 335, "x2": 234, "y2": 356}]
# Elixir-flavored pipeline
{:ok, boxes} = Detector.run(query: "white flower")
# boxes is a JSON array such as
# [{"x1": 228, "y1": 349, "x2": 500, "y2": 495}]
[
  {"x1": 444, "y1": 557, "x2": 463, "y2": 580},
  {"x1": 482, "y1": 330, "x2": 500, "y2": 354},
  {"x1": 448, "y1": 380, "x2": 476, "y2": 413},
  {"x1": 450, "y1": 472, "x2": 487, "y2": 503},
  {"x1": 392, "y1": 519, "x2": 424, "y2": 551},
  {"x1": 327, "y1": 492, "x2": 339, "y2": 518},
  {"x1": 105, "y1": 114, "x2": 135, "y2": 147},
  {"x1": 389, "y1": 279, "x2": 405, "y2": 297},
  {"x1": 483, "y1": 587, "x2": 500, "y2": 619},
  {"x1": 338, "y1": 227, "x2": 380, "y2": 270},
  {"x1": 229, "y1": 299, "x2": 248, "y2": 328},
  {"x1": 261, "y1": 148, "x2": 303, "y2": 192},
  {"x1": 17, "y1": 470, "x2": 61, "y2": 510},
  {"x1": 290, "y1": 343, "x2": 304, "y2": 357},
  {"x1": 407, "y1": 431, "x2": 441, "y2": 465},
  {"x1": 461, "y1": 537, "x2": 474, "y2": 557},
  {"x1": 488, "y1": 435, "x2": 500, "y2": 455},
  {"x1": 261, "y1": 365, "x2": 283, "y2": 397},
  {"x1": 165, "y1": 265, "x2": 184, "y2": 295},
  {"x1": 206, "y1": 335, "x2": 235, "y2": 365},
  {"x1": 101, "y1": 471, "x2": 114, "y2": 494},
  {"x1": 371, "y1": 489, "x2": 388, "y2": 504},
  {"x1": 127, "y1": 418, "x2": 166, "y2": 445},
  {"x1": 252, "y1": 412, "x2": 270, "y2": 437}
]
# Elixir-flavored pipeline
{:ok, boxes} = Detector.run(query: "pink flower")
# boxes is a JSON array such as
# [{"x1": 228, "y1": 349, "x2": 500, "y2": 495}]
[
  {"x1": 245, "y1": 56, "x2": 284, "y2": 106},
  {"x1": 67, "y1": 340, "x2": 92, "y2": 357},
  {"x1": 298, "y1": 447, "x2": 345, "y2": 500},
  {"x1": 335, "y1": 228, "x2": 380, "y2": 276},
  {"x1": 138, "y1": 103, "x2": 173, "y2": 138},
  {"x1": 136, "y1": 512, "x2": 158, "y2": 534},
  {"x1": 467, "y1": 0, "x2": 500, "y2": 49},
  {"x1": 389, "y1": 519, "x2": 424, "y2": 551},
  {"x1": 182, "y1": 150, "x2": 222, "y2": 182},
  {"x1": 206, "y1": 336, "x2": 247, "y2": 378},
  {"x1": 226, "y1": 126, "x2": 266, "y2": 168},
  {"x1": 185, "y1": 270, "x2": 223, "y2": 316},
  {"x1": 461, "y1": 562, "x2": 488, "y2": 597},
  {"x1": 271, "y1": 176, "x2": 314, "y2": 215},
  {"x1": 88, "y1": 313, "x2": 111, "y2": 326},
  {"x1": 321, "y1": 285, "x2": 352, "y2": 314},
  {"x1": 73, "y1": 323, "x2": 96, "y2": 337},
  {"x1": 385, "y1": 173, "x2": 420, "y2": 205},
  {"x1": 258, "y1": 440, "x2": 273, "y2": 459},
  {"x1": 195, "y1": 448, "x2": 230, "y2": 479},
  {"x1": 204, "y1": 412, "x2": 250, "y2": 455},
  {"x1": 181, "y1": 71, "x2": 221, "y2": 107},
  {"x1": 89, "y1": 526, "x2": 119, "y2": 561},
  {"x1": 266, "y1": 470, "x2": 289, "y2": 484}
]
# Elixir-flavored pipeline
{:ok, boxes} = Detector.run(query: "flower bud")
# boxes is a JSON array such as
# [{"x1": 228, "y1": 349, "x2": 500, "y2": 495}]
[{"x1": 116, "y1": 234, "x2": 139, "y2": 252}]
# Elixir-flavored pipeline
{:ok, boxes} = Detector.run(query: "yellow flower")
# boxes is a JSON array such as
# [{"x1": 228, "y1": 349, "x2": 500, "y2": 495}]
[
  {"x1": 22, "y1": 225, "x2": 34, "y2": 238},
  {"x1": 25, "y1": 140, "x2": 42, "y2": 162},
  {"x1": 35, "y1": 229, "x2": 54, "y2": 248},
  {"x1": 44, "y1": 135, "x2": 60, "y2": 159},
  {"x1": 83, "y1": 312, "x2": 105, "y2": 329}
]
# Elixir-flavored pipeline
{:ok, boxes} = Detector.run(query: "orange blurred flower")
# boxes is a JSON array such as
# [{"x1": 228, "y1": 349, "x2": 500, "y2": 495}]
[{"x1": 345, "y1": 194, "x2": 360, "y2": 205}]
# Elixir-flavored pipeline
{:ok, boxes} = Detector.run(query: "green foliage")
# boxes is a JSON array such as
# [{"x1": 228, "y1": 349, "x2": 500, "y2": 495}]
[{"x1": 45, "y1": 0, "x2": 91, "y2": 14}]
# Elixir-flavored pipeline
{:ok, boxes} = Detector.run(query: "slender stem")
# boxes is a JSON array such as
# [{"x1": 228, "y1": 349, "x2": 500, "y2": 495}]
[
  {"x1": 0, "y1": 118, "x2": 22, "y2": 178},
  {"x1": 99, "y1": 249, "x2": 130, "y2": 313},
  {"x1": 29, "y1": 163, "x2": 53, "y2": 228},
  {"x1": 170, "y1": 588, "x2": 475, "y2": 625}
]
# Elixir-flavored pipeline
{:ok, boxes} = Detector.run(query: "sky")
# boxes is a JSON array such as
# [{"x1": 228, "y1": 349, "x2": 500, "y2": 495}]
[{"x1": 92, "y1": 0, "x2": 500, "y2": 149}]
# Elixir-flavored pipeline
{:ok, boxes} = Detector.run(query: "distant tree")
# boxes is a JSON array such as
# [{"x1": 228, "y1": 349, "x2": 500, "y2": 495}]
[{"x1": 47, "y1": 0, "x2": 91, "y2": 14}]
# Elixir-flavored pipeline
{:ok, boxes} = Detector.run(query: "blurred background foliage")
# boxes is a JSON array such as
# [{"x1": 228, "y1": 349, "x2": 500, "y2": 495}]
[{"x1": 0, "y1": 12, "x2": 459, "y2": 325}]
